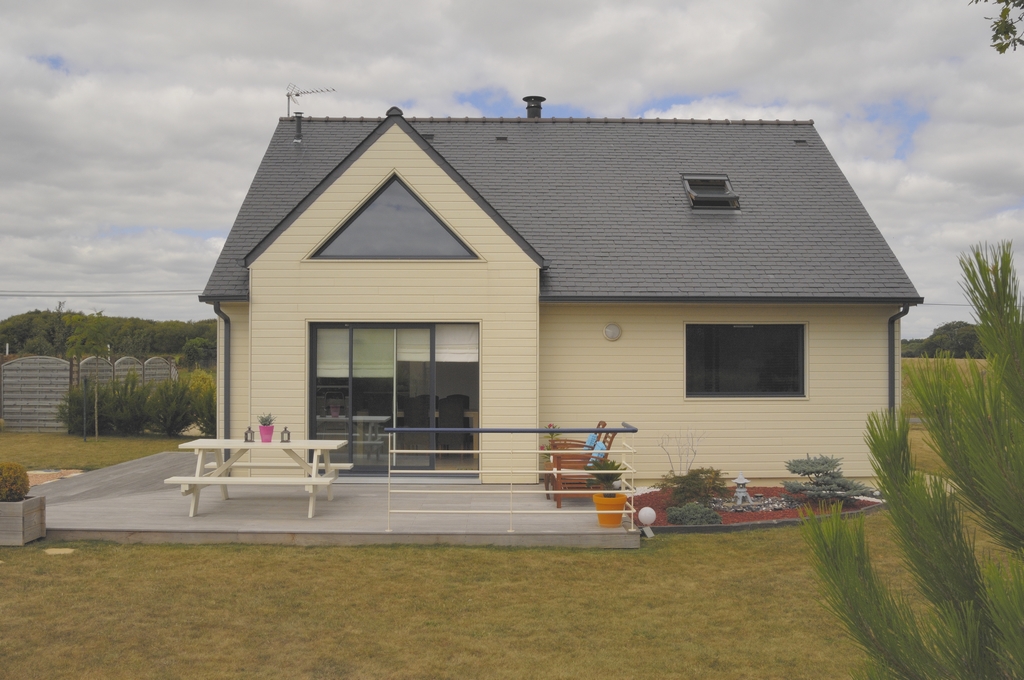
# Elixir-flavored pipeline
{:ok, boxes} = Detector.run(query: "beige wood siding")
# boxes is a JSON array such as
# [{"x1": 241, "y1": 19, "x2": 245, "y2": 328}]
[
  {"x1": 247, "y1": 125, "x2": 539, "y2": 479},
  {"x1": 540, "y1": 303, "x2": 900, "y2": 483},
  {"x1": 894, "y1": 317, "x2": 903, "y2": 410},
  {"x1": 217, "y1": 302, "x2": 250, "y2": 442}
]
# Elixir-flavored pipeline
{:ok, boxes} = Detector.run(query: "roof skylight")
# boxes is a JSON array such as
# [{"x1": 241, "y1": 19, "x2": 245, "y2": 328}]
[{"x1": 682, "y1": 174, "x2": 740, "y2": 210}]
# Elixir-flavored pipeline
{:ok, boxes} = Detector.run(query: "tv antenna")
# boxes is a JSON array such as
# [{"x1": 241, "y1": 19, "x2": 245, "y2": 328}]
[{"x1": 286, "y1": 84, "x2": 336, "y2": 116}]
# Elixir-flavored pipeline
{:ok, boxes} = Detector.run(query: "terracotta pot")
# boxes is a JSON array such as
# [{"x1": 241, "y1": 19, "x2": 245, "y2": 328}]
[
  {"x1": 259, "y1": 425, "x2": 274, "y2": 443},
  {"x1": 593, "y1": 493, "x2": 627, "y2": 528}
]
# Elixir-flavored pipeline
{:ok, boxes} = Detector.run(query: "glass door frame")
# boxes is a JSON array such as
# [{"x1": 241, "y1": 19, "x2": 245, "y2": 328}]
[{"x1": 309, "y1": 322, "x2": 437, "y2": 473}]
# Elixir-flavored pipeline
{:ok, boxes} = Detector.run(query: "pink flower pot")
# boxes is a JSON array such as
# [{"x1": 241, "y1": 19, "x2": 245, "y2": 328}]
[{"x1": 259, "y1": 425, "x2": 274, "y2": 443}]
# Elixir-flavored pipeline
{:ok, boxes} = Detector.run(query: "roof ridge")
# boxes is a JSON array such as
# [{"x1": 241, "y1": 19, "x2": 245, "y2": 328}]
[{"x1": 278, "y1": 116, "x2": 816, "y2": 126}]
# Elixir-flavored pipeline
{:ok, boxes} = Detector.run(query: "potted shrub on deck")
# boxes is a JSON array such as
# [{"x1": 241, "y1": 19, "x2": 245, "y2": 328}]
[
  {"x1": 586, "y1": 457, "x2": 628, "y2": 528},
  {"x1": 0, "y1": 462, "x2": 45, "y2": 546},
  {"x1": 257, "y1": 413, "x2": 275, "y2": 443}
]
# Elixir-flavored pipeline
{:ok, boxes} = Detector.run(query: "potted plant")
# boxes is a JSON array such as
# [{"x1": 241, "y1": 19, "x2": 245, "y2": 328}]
[
  {"x1": 586, "y1": 457, "x2": 628, "y2": 528},
  {"x1": 257, "y1": 413, "x2": 276, "y2": 443},
  {"x1": 0, "y1": 462, "x2": 45, "y2": 546}
]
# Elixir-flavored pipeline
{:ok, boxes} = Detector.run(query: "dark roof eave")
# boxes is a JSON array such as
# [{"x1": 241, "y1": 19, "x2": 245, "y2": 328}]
[
  {"x1": 539, "y1": 295, "x2": 924, "y2": 305},
  {"x1": 199, "y1": 295, "x2": 249, "y2": 304}
]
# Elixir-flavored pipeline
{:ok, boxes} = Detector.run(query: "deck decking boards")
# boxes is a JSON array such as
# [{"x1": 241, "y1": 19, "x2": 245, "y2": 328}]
[{"x1": 34, "y1": 453, "x2": 639, "y2": 548}]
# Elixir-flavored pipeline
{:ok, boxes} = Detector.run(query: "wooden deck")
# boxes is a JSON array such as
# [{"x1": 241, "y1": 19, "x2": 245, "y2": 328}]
[{"x1": 32, "y1": 453, "x2": 639, "y2": 548}]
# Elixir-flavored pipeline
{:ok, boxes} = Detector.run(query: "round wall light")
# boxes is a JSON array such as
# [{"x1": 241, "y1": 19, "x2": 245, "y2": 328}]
[{"x1": 603, "y1": 323, "x2": 622, "y2": 341}]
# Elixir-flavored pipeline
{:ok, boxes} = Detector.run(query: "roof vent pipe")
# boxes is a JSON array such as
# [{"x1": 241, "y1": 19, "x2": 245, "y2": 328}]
[
  {"x1": 523, "y1": 96, "x2": 546, "y2": 118},
  {"x1": 293, "y1": 112, "x2": 303, "y2": 143}
]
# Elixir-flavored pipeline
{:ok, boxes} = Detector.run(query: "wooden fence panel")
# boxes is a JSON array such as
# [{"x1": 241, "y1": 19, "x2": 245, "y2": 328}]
[
  {"x1": 80, "y1": 357, "x2": 113, "y2": 384},
  {"x1": 1, "y1": 356, "x2": 71, "y2": 432},
  {"x1": 114, "y1": 357, "x2": 143, "y2": 382},
  {"x1": 143, "y1": 357, "x2": 173, "y2": 384}
]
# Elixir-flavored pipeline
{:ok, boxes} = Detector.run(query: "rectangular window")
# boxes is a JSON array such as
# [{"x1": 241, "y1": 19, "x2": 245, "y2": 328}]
[{"x1": 686, "y1": 324, "x2": 804, "y2": 397}]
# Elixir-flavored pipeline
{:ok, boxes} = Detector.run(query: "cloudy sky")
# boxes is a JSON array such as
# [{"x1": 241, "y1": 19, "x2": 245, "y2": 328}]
[{"x1": 1, "y1": 0, "x2": 1021, "y2": 337}]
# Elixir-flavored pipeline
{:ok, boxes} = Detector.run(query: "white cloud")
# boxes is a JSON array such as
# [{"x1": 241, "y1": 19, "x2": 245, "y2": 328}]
[{"x1": 0, "y1": 0, "x2": 1021, "y2": 337}]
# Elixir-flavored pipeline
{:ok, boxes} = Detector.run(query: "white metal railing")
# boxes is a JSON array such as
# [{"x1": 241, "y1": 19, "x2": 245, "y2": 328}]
[{"x1": 382, "y1": 425, "x2": 639, "y2": 533}]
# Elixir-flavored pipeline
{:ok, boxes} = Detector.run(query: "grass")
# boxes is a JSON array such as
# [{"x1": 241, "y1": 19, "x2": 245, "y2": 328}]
[
  {"x1": 0, "y1": 513, "x2": 909, "y2": 679},
  {"x1": 0, "y1": 431, "x2": 187, "y2": 470},
  {"x1": 909, "y1": 423, "x2": 943, "y2": 475}
]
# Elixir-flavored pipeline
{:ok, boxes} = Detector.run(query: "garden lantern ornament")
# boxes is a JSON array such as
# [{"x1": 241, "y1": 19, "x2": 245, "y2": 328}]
[
  {"x1": 244, "y1": 426, "x2": 255, "y2": 443},
  {"x1": 733, "y1": 472, "x2": 753, "y2": 506}
]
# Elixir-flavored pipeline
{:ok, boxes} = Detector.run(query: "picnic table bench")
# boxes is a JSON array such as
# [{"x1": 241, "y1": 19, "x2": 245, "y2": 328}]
[{"x1": 166, "y1": 439, "x2": 351, "y2": 518}]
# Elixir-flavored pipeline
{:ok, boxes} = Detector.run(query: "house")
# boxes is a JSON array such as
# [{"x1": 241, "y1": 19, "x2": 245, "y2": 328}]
[{"x1": 200, "y1": 97, "x2": 921, "y2": 483}]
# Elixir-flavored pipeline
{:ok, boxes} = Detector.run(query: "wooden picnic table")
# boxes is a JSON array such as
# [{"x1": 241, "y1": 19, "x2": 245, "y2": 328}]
[{"x1": 165, "y1": 439, "x2": 351, "y2": 518}]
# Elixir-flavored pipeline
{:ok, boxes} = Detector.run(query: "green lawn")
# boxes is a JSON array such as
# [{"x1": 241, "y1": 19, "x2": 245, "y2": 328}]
[
  {"x1": 0, "y1": 514, "x2": 909, "y2": 679},
  {"x1": 0, "y1": 431, "x2": 188, "y2": 470}
]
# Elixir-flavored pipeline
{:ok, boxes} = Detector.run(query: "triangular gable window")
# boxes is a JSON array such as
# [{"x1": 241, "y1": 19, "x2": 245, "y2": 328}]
[{"x1": 313, "y1": 177, "x2": 476, "y2": 259}]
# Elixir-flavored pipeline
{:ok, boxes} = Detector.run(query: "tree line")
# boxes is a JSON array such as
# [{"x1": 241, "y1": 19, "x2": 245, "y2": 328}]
[
  {"x1": 0, "y1": 304, "x2": 217, "y2": 366},
  {"x1": 901, "y1": 320, "x2": 984, "y2": 358}
]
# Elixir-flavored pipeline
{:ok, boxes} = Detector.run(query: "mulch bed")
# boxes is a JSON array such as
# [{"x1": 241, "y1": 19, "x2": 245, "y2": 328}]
[{"x1": 632, "y1": 486, "x2": 879, "y2": 527}]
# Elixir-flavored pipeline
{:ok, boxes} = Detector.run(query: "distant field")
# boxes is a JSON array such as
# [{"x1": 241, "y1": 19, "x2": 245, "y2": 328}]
[
  {"x1": 902, "y1": 358, "x2": 989, "y2": 476},
  {"x1": 0, "y1": 432, "x2": 185, "y2": 470},
  {"x1": 901, "y1": 357, "x2": 985, "y2": 420}
]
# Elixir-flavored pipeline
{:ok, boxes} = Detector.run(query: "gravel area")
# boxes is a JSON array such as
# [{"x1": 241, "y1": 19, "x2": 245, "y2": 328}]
[{"x1": 28, "y1": 470, "x2": 84, "y2": 487}]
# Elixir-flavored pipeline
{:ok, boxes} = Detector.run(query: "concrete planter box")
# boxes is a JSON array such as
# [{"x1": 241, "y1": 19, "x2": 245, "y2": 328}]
[{"x1": 0, "y1": 496, "x2": 46, "y2": 546}]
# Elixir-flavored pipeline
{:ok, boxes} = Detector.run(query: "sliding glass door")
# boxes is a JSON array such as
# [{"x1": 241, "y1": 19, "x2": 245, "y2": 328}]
[{"x1": 311, "y1": 323, "x2": 479, "y2": 473}]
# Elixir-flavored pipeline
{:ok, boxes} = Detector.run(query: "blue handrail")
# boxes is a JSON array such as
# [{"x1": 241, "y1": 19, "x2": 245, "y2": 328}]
[{"x1": 384, "y1": 422, "x2": 638, "y2": 434}]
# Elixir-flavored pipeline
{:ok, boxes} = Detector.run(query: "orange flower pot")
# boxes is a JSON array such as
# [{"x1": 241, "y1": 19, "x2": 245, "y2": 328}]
[{"x1": 593, "y1": 493, "x2": 628, "y2": 528}]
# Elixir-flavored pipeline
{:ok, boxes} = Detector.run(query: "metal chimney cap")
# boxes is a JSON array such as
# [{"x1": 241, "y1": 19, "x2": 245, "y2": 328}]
[
  {"x1": 386, "y1": 106, "x2": 404, "y2": 117},
  {"x1": 523, "y1": 96, "x2": 546, "y2": 119}
]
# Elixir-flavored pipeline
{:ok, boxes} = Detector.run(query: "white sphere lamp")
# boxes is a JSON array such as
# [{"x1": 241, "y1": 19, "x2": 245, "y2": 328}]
[{"x1": 638, "y1": 506, "x2": 656, "y2": 538}]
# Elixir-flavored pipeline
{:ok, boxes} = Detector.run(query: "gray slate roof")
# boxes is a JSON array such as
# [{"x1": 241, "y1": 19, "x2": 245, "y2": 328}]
[{"x1": 202, "y1": 113, "x2": 921, "y2": 303}]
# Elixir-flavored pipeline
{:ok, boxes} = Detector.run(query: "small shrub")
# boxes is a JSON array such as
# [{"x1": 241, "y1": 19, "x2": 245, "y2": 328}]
[
  {"x1": 782, "y1": 454, "x2": 869, "y2": 505},
  {"x1": 109, "y1": 373, "x2": 152, "y2": 435},
  {"x1": 57, "y1": 383, "x2": 115, "y2": 435},
  {"x1": 0, "y1": 462, "x2": 30, "y2": 502},
  {"x1": 666, "y1": 503, "x2": 722, "y2": 526},
  {"x1": 657, "y1": 467, "x2": 727, "y2": 506},
  {"x1": 148, "y1": 378, "x2": 195, "y2": 437},
  {"x1": 190, "y1": 370, "x2": 217, "y2": 437}
]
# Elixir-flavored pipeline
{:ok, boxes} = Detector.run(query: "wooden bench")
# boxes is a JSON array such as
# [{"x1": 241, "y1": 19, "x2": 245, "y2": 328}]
[{"x1": 166, "y1": 475, "x2": 336, "y2": 518}]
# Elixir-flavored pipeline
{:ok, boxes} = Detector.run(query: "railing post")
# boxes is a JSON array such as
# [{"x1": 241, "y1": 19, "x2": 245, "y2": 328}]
[
  {"x1": 508, "y1": 431, "x2": 515, "y2": 532},
  {"x1": 386, "y1": 432, "x2": 393, "y2": 532}
]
